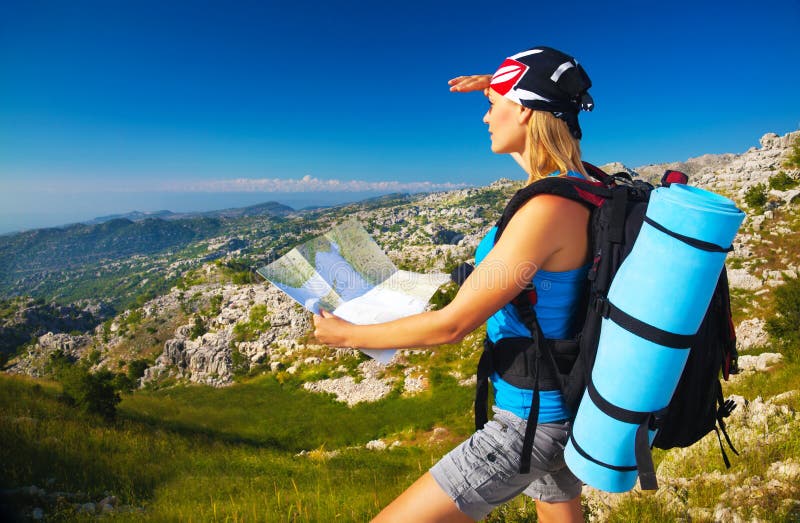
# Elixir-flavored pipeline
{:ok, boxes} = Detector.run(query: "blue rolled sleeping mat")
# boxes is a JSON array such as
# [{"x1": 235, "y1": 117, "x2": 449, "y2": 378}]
[{"x1": 564, "y1": 184, "x2": 745, "y2": 492}]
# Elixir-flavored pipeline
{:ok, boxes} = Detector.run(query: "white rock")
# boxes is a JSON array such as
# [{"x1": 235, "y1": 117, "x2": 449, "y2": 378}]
[
  {"x1": 727, "y1": 269, "x2": 763, "y2": 290},
  {"x1": 768, "y1": 459, "x2": 800, "y2": 481},
  {"x1": 735, "y1": 318, "x2": 768, "y2": 351},
  {"x1": 303, "y1": 376, "x2": 394, "y2": 406},
  {"x1": 737, "y1": 353, "x2": 783, "y2": 372},
  {"x1": 366, "y1": 439, "x2": 387, "y2": 451},
  {"x1": 403, "y1": 376, "x2": 426, "y2": 394},
  {"x1": 773, "y1": 390, "x2": 799, "y2": 403}
]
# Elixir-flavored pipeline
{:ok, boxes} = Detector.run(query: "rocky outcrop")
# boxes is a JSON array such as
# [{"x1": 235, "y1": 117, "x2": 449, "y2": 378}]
[
  {"x1": 634, "y1": 131, "x2": 800, "y2": 194},
  {"x1": 302, "y1": 359, "x2": 412, "y2": 405},
  {"x1": 0, "y1": 298, "x2": 112, "y2": 357},
  {"x1": 303, "y1": 375, "x2": 395, "y2": 406},
  {"x1": 6, "y1": 332, "x2": 94, "y2": 377},
  {"x1": 142, "y1": 283, "x2": 311, "y2": 387},
  {"x1": 145, "y1": 331, "x2": 234, "y2": 387}
]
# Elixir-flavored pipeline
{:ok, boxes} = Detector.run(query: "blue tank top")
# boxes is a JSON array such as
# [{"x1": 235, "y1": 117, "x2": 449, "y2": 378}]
[{"x1": 475, "y1": 173, "x2": 589, "y2": 422}]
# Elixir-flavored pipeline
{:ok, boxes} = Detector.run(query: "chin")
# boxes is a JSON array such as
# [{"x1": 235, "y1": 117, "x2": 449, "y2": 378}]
[{"x1": 491, "y1": 144, "x2": 511, "y2": 154}]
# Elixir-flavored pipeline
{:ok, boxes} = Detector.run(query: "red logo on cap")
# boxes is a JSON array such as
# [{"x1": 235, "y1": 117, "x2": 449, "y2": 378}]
[{"x1": 490, "y1": 58, "x2": 528, "y2": 96}]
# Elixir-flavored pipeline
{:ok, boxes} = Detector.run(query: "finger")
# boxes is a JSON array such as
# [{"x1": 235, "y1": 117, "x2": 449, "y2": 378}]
[{"x1": 320, "y1": 309, "x2": 334, "y2": 318}]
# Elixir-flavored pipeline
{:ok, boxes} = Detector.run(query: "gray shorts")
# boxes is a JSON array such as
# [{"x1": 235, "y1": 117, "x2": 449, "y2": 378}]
[{"x1": 429, "y1": 407, "x2": 582, "y2": 521}]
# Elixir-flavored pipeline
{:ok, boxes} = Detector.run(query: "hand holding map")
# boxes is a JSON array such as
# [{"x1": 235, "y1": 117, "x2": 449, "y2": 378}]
[{"x1": 257, "y1": 220, "x2": 450, "y2": 363}]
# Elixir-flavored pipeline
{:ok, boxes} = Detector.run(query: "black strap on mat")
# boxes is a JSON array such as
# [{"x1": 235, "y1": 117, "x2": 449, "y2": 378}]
[
  {"x1": 606, "y1": 301, "x2": 696, "y2": 349},
  {"x1": 635, "y1": 423, "x2": 659, "y2": 490},
  {"x1": 585, "y1": 380, "x2": 659, "y2": 490},
  {"x1": 643, "y1": 216, "x2": 733, "y2": 253},
  {"x1": 568, "y1": 432, "x2": 637, "y2": 472}
]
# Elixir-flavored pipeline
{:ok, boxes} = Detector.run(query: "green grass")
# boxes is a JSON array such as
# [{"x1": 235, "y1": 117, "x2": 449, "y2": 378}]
[{"x1": 0, "y1": 368, "x2": 474, "y2": 521}]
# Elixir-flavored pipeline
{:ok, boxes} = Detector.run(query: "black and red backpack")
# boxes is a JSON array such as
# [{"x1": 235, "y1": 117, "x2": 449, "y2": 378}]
[{"x1": 460, "y1": 163, "x2": 739, "y2": 487}]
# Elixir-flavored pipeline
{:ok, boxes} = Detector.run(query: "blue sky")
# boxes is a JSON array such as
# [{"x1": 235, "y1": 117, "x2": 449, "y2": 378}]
[{"x1": 1, "y1": 0, "x2": 799, "y2": 232}]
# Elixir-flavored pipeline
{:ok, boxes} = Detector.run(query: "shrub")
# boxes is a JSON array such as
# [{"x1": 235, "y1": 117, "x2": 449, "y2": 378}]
[
  {"x1": 189, "y1": 315, "x2": 207, "y2": 340},
  {"x1": 768, "y1": 171, "x2": 799, "y2": 191},
  {"x1": 127, "y1": 359, "x2": 150, "y2": 381},
  {"x1": 112, "y1": 373, "x2": 136, "y2": 392},
  {"x1": 207, "y1": 294, "x2": 223, "y2": 317},
  {"x1": 54, "y1": 360, "x2": 122, "y2": 421},
  {"x1": 784, "y1": 135, "x2": 800, "y2": 169},
  {"x1": 86, "y1": 349, "x2": 102, "y2": 365},
  {"x1": 230, "y1": 347, "x2": 249, "y2": 377},
  {"x1": 766, "y1": 276, "x2": 800, "y2": 357},
  {"x1": 744, "y1": 183, "x2": 768, "y2": 209},
  {"x1": 232, "y1": 304, "x2": 271, "y2": 342}
]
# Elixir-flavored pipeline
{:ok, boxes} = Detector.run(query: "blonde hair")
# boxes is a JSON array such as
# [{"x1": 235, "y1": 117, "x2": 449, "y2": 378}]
[{"x1": 526, "y1": 111, "x2": 587, "y2": 184}]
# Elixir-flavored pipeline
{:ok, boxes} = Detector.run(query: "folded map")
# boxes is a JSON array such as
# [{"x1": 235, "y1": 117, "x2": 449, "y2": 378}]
[{"x1": 257, "y1": 220, "x2": 449, "y2": 363}]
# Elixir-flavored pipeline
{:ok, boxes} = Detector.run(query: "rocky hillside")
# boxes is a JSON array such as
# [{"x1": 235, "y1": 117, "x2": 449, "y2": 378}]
[{"x1": 5, "y1": 131, "x2": 796, "y2": 390}]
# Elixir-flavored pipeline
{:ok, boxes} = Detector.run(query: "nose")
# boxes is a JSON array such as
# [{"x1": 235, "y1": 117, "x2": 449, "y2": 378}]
[{"x1": 483, "y1": 109, "x2": 490, "y2": 125}]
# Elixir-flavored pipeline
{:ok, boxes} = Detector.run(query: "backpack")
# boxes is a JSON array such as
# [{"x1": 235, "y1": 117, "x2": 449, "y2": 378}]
[{"x1": 466, "y1": 163, "x2": 739, "y2": 487}]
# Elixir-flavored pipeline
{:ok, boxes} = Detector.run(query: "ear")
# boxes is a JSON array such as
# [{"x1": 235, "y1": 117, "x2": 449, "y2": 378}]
[{"x1": 517, "y1": 106, "x2": 533, "y2": 125}]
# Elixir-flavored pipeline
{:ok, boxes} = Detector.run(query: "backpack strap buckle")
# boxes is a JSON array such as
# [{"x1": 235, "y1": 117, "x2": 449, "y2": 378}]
[{"x1": 594, "y1": 296, "x2": 611, "y2": 317}]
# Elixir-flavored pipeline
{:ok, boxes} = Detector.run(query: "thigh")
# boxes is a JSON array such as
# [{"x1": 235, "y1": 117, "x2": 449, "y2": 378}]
[{"x1": 371, "y1": 472, "x2": 474, "y2": 523}]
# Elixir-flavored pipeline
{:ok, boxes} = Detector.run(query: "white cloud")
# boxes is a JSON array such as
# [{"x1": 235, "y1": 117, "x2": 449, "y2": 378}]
[{"x1": 159, "y1": 175, "x2": 471, "y2": 193}]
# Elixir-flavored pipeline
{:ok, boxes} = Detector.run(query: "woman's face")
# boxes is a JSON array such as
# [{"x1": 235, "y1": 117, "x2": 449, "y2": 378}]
[{"x1": 483, "y1": 89, "x2": 528, "y2": 155}]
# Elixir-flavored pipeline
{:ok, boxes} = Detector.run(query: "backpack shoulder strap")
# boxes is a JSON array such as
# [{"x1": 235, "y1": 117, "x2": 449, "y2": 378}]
[{"x1": 495, "y1": 175, "x2": 611, "y2": 243}]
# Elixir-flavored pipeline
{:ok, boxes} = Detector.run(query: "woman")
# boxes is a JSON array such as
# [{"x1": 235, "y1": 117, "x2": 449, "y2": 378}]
[{"x1": 314, "y1": 46, "x2": 594, "y2": 523}]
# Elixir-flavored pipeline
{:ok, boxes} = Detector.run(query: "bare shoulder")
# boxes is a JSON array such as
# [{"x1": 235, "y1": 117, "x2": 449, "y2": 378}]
[
  {"x1": 508, "y1": 193, "x2": 590, "y2": 230},
  {"x1": 498, "y1": 193, "x2": 590, "y2": 270}
]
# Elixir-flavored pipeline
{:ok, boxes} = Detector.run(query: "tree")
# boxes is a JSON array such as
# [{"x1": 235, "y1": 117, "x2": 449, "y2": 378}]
[
  {"x1": 743, "y1": 183, "x2": 767, "y2": 209},
  {"x1": 189, "y1": 315, "x2": 207, "y2": 340},
  {"x1": 58, "y1": 364, "x2": 121, "y2": 421}
]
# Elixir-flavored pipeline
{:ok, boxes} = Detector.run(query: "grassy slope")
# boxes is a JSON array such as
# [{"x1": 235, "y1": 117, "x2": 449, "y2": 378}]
[{"x1": 0, "y1": 360, "x2": 476, "y2": 521}]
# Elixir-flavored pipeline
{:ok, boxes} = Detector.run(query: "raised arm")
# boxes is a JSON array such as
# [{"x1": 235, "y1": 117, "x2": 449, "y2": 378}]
[{"x1": 312, "y1": 195, "x2": 589, "y2": 349}]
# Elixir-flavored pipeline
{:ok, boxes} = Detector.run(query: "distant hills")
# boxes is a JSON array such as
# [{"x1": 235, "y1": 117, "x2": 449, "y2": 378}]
[
  {"x1": 85, "y1": 200, "x2": 295, "y2": 224},
  {"x1": 0, "y1": 217, "x2": 222, "y2": 274},
  {"x1": 0, "y1": 200, "x2": 300, "y2": 304}
]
